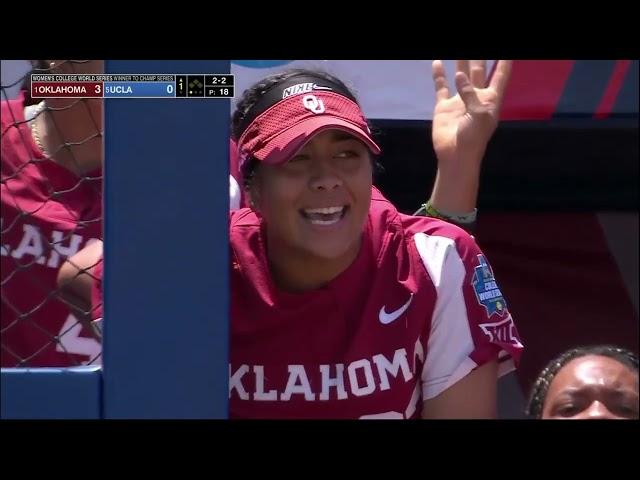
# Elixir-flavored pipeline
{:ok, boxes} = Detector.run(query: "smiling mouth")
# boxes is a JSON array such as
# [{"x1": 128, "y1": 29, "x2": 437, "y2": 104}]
[{"x1": 300, "y1": 206, "x2": 349, "y2": 226}]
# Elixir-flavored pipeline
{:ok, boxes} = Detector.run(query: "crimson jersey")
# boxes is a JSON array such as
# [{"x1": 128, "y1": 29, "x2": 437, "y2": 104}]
[
  {"x1": 230, "y1": 188, "x2": 523, "y2": 419},
  {"x1": 1, "y1": 95, "x2": 102, "y2": 367}
]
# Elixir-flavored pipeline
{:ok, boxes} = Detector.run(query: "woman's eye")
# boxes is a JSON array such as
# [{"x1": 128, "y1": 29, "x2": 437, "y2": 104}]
[
  {"x1": 335, "y1": 150, "x2": 358, "y2": 159},
  {"x1": 289, "y1": 154, "x2": 310, "y2": 163},
  {"x1": 557, "y1": 405, "x2": 580, "y2": 417},
  {"x1": 613, "y1": 404, "x2": 639, "y2": 417}
]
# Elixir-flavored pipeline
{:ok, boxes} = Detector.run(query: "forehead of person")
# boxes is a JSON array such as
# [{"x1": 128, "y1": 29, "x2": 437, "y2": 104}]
[
  {"x1": 237, "y1": 72, "x2": 381, "y2": 264},
  {"x1": 542, "y1": 354, "x2": 639, "y2": 420}
]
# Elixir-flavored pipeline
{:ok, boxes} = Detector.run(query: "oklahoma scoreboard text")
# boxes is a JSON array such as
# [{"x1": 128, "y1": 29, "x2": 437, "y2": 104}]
[{"x1": 31, "y1": 74, "x2": 234, "y2": 98}]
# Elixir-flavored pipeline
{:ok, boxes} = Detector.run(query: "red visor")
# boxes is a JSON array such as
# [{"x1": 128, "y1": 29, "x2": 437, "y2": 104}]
[{"x1": 237, "y1": 91, "x2": 381, "y2": 167}]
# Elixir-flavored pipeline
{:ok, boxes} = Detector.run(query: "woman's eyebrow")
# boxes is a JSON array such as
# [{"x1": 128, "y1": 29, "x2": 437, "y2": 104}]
[{"x1": 330, "y1": 131, "x2": 358, "y2": 142}]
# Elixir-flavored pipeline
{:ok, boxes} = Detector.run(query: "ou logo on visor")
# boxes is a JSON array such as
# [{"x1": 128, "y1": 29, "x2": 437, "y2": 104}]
[{"x1": 303, "y1": 94, "x2": 325, "y2": 114}]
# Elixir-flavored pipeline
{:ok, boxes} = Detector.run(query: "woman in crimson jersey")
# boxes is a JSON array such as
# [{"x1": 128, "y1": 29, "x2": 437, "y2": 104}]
[
  {"x1": 70, "y1": 60, "x2": 521, "y2": 417},
  {"x1": 1, "y1": 60, "x2": 104, "y2": 367},
  {"x1": 229, "y1": 60, "x2": 523, "y2": 419}
]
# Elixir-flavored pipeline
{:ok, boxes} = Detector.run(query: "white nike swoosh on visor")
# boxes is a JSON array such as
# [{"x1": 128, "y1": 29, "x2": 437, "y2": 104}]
[{"x1": 378, "y1": 294, "x2": 414, "y2": 325}]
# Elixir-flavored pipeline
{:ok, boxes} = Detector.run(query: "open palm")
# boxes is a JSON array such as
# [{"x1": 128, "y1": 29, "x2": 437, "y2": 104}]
[{"x1": 431, "y1": 60, "x2": 512, "y2": 164}]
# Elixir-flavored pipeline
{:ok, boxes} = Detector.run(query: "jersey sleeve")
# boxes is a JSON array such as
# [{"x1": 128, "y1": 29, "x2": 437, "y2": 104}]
[{"x1": 413, "y1": 226, "x2": 524, "y2": 400}]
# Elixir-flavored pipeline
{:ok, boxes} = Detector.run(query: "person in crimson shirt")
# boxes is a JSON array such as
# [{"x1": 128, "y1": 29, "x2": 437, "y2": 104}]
[
  {"x1": 68, "y1": 60, "x2": 519, "y2": 417},
  {"x1": 229, "y1": 61, "x2": 522, "y2": 419},
  {"x1": 57, "y1": 137, "x2": 243, "y2": 337},
  {"x1": 1, "y1": 60, "x2": 104, "y2": 367}
]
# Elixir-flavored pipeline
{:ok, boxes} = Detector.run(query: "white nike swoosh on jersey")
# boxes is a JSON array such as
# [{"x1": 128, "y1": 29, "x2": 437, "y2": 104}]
[{"x1": 378, "y1": 294, "x2": 414, "y2": 325}]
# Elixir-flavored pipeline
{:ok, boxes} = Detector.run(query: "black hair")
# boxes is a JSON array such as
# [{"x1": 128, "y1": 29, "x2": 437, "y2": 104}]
[
  {"x1": 525, "y1": 344, "x2": 639, "y2": 418},
  {"x1": 231, "y1": 68, "x2": 383, "y2": 192}
]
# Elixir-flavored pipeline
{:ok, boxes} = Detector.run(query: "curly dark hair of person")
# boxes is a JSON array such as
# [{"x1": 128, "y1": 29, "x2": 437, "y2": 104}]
[{"x1": 525, "y1": 344, "x2": 639, "y2": 418}]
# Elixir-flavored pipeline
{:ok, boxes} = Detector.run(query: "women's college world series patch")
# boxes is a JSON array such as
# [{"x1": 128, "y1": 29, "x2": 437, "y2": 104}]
[{"x1": 472, "y1": 254, "x2": 507, "y2": 317}]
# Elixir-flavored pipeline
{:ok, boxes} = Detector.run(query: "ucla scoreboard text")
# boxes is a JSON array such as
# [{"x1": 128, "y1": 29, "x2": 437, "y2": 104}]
[{"x1": 30, "y1": 74, "x2": 234, "y2": 99}]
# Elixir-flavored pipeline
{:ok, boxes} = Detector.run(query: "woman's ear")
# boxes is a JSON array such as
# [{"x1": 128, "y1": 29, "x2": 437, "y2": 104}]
[
  {"x1": 248, "y1": 193, "x2": 258, "y2": 210},
  {"x1": 246, "y1": 179, "x2": 260, "y2": 212},
  {"x1": 243, "y1": 161, "x2": 262, "y2": 212}
]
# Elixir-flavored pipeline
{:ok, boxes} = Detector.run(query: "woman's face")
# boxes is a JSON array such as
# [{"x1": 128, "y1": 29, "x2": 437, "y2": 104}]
[
  {"x1": 251, "y1": 129, "x2": 373, "y2": 261},
  {"x1": 542, "y1": 355, "x2": 639, "y2": 419}
]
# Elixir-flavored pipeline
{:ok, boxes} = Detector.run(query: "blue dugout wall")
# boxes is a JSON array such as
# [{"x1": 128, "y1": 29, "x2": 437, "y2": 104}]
[{"x1": 1, "y1": 60, "x2": 230, "y2": 419}]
